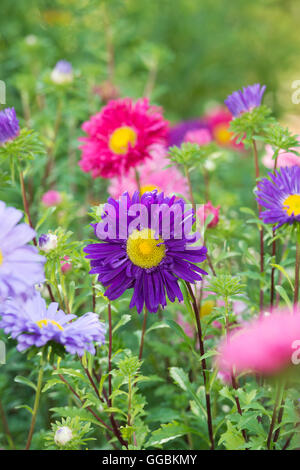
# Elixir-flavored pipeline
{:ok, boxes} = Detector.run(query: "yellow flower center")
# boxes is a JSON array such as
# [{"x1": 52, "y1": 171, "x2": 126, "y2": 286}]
[
  {"x1": 283, "y1": 194, "x2": 300, "y2": 216},
  {"x1": 0, "y1": 249, "x2": 3, "y2": 266},
  {"x1": 200, "y1": 300, "x2": 215, "y2": 318},
  {"x1": 140, "y1": 184, "x2": 161, "y2": 195},
  {"x1": 126, "y1": 228, "x2": 166, "y2": 269},
  {"x1": 109, "y1": 126, "x2": 137, "y2": 155},
  {"x1": 36, "y1": 319, "x2": 64, "y2": 331},
  {"x1": 213, "y1": 123, "x2": 232, "y2": 145}
]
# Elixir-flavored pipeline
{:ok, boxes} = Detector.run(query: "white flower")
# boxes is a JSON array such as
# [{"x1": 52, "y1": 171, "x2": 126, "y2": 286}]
[
  {"x1": 54, "y1": 426, "x2": 73, "y2": 446},
  {"x1": 39, "y1": 233, "x2": 58, "y2": 253}
]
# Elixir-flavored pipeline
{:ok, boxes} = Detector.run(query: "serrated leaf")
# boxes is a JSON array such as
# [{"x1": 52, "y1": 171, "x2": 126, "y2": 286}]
[{"x1": 146, "y1": 421, "x2": 193, "y2": 447}]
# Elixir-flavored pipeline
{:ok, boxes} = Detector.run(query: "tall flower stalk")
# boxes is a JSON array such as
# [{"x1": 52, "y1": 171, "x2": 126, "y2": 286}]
[{"x1": 186, "y1": 282, "x2": 214, "y2": 450}]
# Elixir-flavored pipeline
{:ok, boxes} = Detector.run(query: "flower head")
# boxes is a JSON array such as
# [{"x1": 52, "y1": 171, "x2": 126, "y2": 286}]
[
  {"x1": 0, "y1": 293, "x2": 105, "y2": 355},
  {"x1": 0, "y1": 108, "x2": 20, "y2": 144},
  {"x1": 108, "y1": 145, "x2": 188, "y2": 199},
  {"x1": 256, "y1": 166, "x2": 300, "y2": 228},
  {"x1": 184, "y1": 129, "x2": 212, "y2": 146},
  {"x1": 224, "y1": 84, "x2": 266, "y2": 117},
  {"x1": 217, "y1": 308, "x2": 300, "y2": 376},
  {"x1": 262, "y1": 141, "x2": 300, "y2": 169},
  {"x1": 0, "y1": 201, "x2": 45, "y2": 302},
  {"x1": 167, "y1": 119, "x2": 210, "y2": 148},
  {"x1": 204, "y1": 105, "x2": 242, "y2": 149},
  {"x1": 84, "y1": 191, "x2": 207, "y2": 313},
  {"x1": 79, "y1": 98, "x2": 168, "y2": 179},
  {"x1": 61, "y1": 256, "x2": 72, "y2": 274},
  {"x1": 39, "y1": 233, "x2": 58, "y2": 252},
  {"x1": 42, "y1": 190, "x2": 62, "y2": 207},
  {"x1": 54, "y1": 427, "x2": 73, "y2": 446},
  {"x1": 51, "y1": 60, "x2": 73, "y2": 84},
  {"x1": 197, "y1": 201, "x2": 220, "y2": 229}
]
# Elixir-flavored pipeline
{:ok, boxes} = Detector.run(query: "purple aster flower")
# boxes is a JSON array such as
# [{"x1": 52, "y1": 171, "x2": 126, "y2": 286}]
[
  {"x1": 84, "y1": 191, "x2": 207, "y2": 313},
  {"x1": 167, "y1": 119, "x2": 210, "y2": 148},
  {"x1": 0, "y1": 107, "x2": 20, "y2": 144},
  {"x1": 256, "y1": 166, "x2": 300, "y2": 228},
  {"x1": 51, "y1": 60, "x2": 73, "y2": 84},
  {"x1": 0, "y1": 292, "x2": 106, "y2": 355},
  {"x1": 224, "y1": 84, "x2": 266, "y2": 117},
  {"x1": 0, "y1": 201, "x2": 45, "y2": 302}
]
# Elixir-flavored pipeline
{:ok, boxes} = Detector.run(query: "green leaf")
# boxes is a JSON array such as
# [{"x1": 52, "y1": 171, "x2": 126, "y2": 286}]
[
  {"x1": 169, "y1": 367, "x2": 206, "y2": 417},
  {"x1": 271, "y1": 264, "x2": 294, "y2": 291},
  {"x1": 14, "y1": 375, "x2": 37, "y2": 392},
  {"x1": 146, "y1": 421, "x2": 194, "y2": 447},
  {"x1": 15, "y1": 404, "x2": 33, "y2": 415},
  {"x1": 275, "y1": 285, "x2": 292, "y2": 309},
  {"x1": 112, "y1": 314, "x2": 131, "y2": 334}
]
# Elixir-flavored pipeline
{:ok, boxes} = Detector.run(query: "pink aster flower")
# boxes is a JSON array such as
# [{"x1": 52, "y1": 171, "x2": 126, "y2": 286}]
[
  {"x1": 176, "y1": 313, "x2": 194, "y2": 339},
  {"x1": 42, "y1": 190, "x2": 62, "y2": 207},
  {"x1": 108, "y1": 145, "x2": 188, "y2": 199},
  {"x1": 184, "y1": 129, "x2": 212, "y2": 146},
  {"x1": 78, "y1": 98, "x2": 169, "y2": 179},
  {"x1": 197, "y1": 201, "x2": 220, "y2": 229},
  {"x1": 217, "y1": 308, "x2": 300, "y2": 376},
  {"x1": 262, "y1": 140, "x2": 300, "y2": 169},
  {"x1": 61, "y1": 256, "x2": 72, "y2": 274}
]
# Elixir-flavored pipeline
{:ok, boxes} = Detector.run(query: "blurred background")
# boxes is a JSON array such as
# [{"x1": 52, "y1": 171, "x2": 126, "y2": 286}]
[{"x1": 1, "y1": 0, "x2": 300, "y2": 120}]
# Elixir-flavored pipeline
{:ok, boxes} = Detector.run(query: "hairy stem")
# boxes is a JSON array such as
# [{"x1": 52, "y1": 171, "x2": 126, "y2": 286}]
[
  {"x1": 186, "y1": 282, "x2": 214, "y2": 450},
  {"x1": 252, "y1": 139, "x2": 264, "y2": 311},
  {"x1": 25, "y1": 356, "x2": 44, "y2": 450},
  {"x1": 139, "y1": 307, "x2": 148, "y2": 361},
  {"x1": 294, "y1": 227, "x2": 300, "y2": 307}
]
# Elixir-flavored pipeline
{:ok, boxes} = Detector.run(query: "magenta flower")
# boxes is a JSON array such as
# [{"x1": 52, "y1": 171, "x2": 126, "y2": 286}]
[
  {"x1": 217, "y1": 308, "x2": 300, "y2": 376},
  {"x1": 197, "y1": 201, "x2": 221, "y2": 229},
  {"x1": 79, "y1": 98, "x2": 169, "y2": 179}
]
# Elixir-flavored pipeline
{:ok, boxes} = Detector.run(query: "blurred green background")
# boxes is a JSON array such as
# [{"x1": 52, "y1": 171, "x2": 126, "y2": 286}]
[{"x1": 1, "y1": 0, "x2": 300, "y2": 120}]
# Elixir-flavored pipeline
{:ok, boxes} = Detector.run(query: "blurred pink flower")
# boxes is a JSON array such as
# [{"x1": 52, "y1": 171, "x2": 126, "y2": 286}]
[
  {"x1": 197, "y1": 201, "x2": 220, "y2": 229},
  {"x1": 108, "y1": 145, "x2": 189, "y2": 199},
  {"x1": 176, "y1": 313, "x2": 194, "y2": 339},
  {"x1": 61, "y1": 256, "x2": 72, "y2": 274},
  {"x1": 184, "y1": 128, "x2": 212, "y2": 146},
  {"x1": 204, "y1": 105, "x2": 243, "y2": 150},
  {"x1": 262, "y1": 140, "x2": 300, "y2": 169},
  {"x1": 42, "y1": 190, "x2": 62, "y2": 207},
  {"x1": 217, "y1": 308, "x2": 300, "y2": 376}
]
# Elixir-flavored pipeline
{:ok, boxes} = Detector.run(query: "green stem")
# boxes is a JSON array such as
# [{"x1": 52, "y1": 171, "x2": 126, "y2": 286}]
[
  {"x1": 0, "y1": 399, "x2": 15, "y2": 449},
  {"x1": 186, "y1": 282, "x2": 214, "y2": 450},
  {"x1": 184, "y1": 165, "x2": 196, "y2": 215},
  {"x1": 224, "y1": 296, "x2": 248, "y2": 444},
  {"x1": 134, "y1": 168, "x2": 141, "y2": 195},
  {"x1": 267, "y1": 381, "x2": 285, "y2": 450},
  {"x1": 25, "y1": 355, "x2": 44, "y2": 450},
  {"x1": 139, "y1": 307, "x2": 148, "y2": 361},
  {"x1": 252, "y1": 139, "x2": 264, "y2": 311},
  {"x1": 19, "y1": 171, "x2": 36, "y2": 246},
  {"x1": 294, "y1": 226, "x2": 300, "y2": 307}
]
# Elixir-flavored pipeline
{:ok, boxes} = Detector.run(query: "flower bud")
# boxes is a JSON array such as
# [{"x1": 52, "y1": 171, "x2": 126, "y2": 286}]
[
  {"x1": 39, "y1": 233, "x2": 58, "y2": 252},
  {"x1": 54, "y1": 426, "x2": 73, "y2": 446}
]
